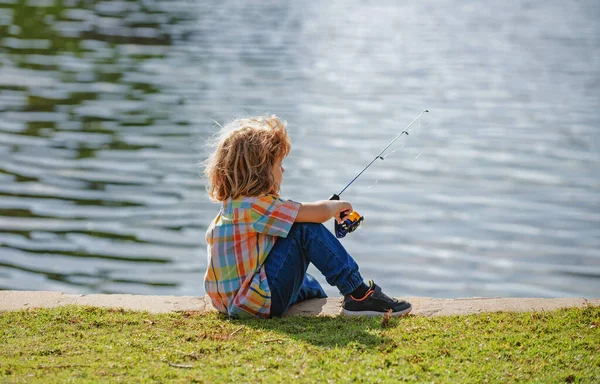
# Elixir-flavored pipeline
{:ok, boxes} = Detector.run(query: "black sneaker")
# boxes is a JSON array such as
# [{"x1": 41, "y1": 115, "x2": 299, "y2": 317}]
[{"x1": 342, "y1": 280, "x2": 412, "y2": 317}]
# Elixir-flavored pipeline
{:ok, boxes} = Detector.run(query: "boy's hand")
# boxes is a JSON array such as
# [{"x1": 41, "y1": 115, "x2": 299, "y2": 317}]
[{"x1": 333, "y1": 201, "x2": 353, "y2": 224}]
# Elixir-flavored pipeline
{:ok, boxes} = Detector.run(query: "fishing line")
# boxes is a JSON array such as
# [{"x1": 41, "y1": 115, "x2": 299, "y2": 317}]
[{"x1": 336, "y1": 109, "x2": 429, "y2": 197}]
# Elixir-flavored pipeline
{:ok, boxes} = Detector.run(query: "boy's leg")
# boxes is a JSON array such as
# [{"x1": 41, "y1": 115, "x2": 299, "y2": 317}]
[{"x1": 264, "y1": 222, "x2": 365, "y2": 317}]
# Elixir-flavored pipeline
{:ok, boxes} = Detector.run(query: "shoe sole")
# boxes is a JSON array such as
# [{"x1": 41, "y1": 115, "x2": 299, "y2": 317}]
[{"x1": 342, "y1": 305, "x2": 412, "y2": 317}]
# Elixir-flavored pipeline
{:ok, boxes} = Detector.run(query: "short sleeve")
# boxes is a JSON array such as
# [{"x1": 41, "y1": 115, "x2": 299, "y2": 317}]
[{"x1": 251, "y1": 195, "x2": 301, "y2": 237}]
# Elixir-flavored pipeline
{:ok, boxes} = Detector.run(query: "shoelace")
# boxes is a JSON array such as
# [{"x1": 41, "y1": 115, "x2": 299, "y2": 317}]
[{"x1": 373, "y1": 285, "x2": 401, "y2": 303}]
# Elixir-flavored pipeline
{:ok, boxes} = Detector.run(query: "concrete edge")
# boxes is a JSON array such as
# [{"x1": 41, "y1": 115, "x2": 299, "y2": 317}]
[{"x1": 1, "y1": 291, "x2": 598, "y2": 317}]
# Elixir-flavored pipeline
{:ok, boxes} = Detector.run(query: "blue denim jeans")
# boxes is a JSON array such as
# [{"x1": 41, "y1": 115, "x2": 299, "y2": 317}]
[{"x1": 264, "y1": 222, "x2": 365, "y2": 317}]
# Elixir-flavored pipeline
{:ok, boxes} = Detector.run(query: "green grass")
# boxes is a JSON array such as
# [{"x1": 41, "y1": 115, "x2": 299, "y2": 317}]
[{"x1": 1, "y1": 306, "x2": 598, "y2": 383}]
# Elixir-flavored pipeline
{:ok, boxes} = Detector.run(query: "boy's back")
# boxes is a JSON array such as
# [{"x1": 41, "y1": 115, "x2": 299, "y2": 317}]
[{"x1": 204, "y1": 195, "x2": 300, "y2": 318}]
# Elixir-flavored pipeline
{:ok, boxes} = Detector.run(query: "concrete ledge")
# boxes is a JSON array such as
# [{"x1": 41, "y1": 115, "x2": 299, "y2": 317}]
[
  {"x1": 0, "y1": 291, "x2": 598, "y2": 317},
  {"x1": 0, "y1": 291, "x2": 212, "y2": 314}
]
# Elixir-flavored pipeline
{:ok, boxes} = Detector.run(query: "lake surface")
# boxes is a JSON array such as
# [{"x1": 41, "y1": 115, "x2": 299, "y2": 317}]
[{"x1": 1, "y1": 0, "x2": 599, "y2": 299}]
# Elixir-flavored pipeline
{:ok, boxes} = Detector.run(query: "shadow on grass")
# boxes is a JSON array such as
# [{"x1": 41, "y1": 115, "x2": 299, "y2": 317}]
[{"x1": 222, "y1": 299, "x2": 400, "y2": 348}]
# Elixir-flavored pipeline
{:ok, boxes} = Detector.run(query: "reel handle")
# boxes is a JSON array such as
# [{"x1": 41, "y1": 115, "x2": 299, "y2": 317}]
[{"x1": 328, "y1": 194, "x2": 364, "y2": 238}]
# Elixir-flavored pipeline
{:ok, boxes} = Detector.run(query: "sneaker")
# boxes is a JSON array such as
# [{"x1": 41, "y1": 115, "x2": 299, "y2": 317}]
[{"x1": 342, "y1": 280, "x2": 412, "y2": 317}]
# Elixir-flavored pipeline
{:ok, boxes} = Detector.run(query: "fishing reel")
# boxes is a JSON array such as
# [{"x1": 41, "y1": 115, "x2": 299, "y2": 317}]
[{"x1": 329, "y1": 194, "x2": 364, "y2": 238}]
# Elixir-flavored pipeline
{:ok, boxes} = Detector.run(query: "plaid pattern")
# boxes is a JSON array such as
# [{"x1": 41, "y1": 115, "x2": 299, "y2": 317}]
[{"x1": 204, "y1": 194, "x2": 301, "y2": 318}]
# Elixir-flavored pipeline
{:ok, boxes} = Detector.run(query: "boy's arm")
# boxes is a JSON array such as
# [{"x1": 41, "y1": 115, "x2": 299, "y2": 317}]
[{"x1": 295, "y1": 200, "x2": 353, "y2": 224}]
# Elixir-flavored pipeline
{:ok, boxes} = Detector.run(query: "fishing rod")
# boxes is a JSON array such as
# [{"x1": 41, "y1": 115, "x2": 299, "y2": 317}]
[{"x1": 329, "y1": 109, "x2": 429, "y2": 238}]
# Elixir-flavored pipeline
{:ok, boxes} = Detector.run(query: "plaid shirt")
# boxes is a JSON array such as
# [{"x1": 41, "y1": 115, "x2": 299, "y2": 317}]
[{"x1": 204, "y1": 194, "x2": 301, "y2": 318}]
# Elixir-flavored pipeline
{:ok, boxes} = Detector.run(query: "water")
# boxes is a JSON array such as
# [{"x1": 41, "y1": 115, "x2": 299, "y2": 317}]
[{"x1": 0, "y1": 0, "x2": 599, "y2": 298}]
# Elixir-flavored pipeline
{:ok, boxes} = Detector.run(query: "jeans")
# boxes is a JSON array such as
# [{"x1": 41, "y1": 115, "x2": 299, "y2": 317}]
[{"x1": 264, "y1": 222, "x2": 365, "y2": 317}]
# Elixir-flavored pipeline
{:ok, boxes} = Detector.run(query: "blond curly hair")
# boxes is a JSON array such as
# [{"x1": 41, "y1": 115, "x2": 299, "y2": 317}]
[{"x1": 203, "y1": 115, "x2": 291, "y2": 201}]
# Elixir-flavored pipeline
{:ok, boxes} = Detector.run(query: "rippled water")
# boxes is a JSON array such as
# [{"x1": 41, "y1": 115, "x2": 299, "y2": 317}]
[{"x1": 1, "y1": 0, "x2": 599, "y2": 298}]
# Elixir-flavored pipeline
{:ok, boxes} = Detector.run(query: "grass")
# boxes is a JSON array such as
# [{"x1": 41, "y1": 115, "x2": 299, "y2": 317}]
[{"x1": 0, "y1": 305, "x2": 598, "y2": 383}]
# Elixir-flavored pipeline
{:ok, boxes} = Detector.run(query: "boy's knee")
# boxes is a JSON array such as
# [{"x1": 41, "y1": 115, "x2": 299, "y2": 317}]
[{"x1": 290, "y1": 222, "x2": 334, "y2": 240}]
